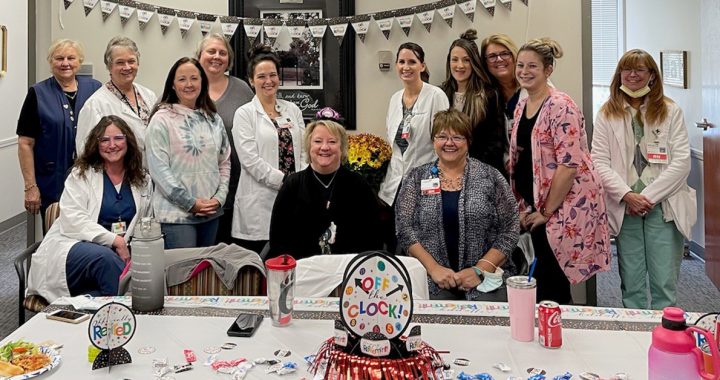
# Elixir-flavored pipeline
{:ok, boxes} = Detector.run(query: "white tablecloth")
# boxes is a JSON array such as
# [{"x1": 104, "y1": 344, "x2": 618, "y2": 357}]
[{"x1": 3, "y1": 311, "x2": 650, "y2": 379}]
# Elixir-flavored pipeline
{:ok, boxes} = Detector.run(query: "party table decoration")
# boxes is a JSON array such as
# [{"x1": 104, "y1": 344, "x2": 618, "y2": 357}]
[
  {"x1": 309, "y1": 251, "x2": 445, "y2": 379},
  {"x1": 88, "y1": 302, "x2": 136, "y2": 370},
  {"x1": 345, "y1": 133, "x2": 392, "y2": 194}
]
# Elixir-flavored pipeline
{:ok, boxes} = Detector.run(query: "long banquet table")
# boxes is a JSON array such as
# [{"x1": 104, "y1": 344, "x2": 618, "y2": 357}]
[{"x1": 2, "y1": 296, "x2": 686, "y2": 379}]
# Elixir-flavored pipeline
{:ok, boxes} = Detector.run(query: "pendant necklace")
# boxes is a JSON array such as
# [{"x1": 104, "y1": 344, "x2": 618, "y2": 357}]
[{"x1": 312, "y1": 169, "x2": 338, "y2": 209}]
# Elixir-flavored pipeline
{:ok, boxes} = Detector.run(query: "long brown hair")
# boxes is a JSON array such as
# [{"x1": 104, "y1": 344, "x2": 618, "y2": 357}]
[
  {"x1": 397, "y1": 42, "x2": 430, "y2": 82},
  {"x1": 151, "y1": 57, "x2": 217, "y2": 120},
  {"x1": 600, "y1": 49, "x2": 669, "y2": 125},
  {"x1": 441, "y1": 29, "x2": 492, "y2": 125},
  {"x1": 74, "y1": 115, "x2": 147, "y2": 188}
]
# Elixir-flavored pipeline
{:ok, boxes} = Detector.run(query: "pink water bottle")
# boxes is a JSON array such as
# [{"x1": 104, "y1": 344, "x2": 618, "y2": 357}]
[{"x1": 648, "y1": 307, "x2": 720, "y2": 379}]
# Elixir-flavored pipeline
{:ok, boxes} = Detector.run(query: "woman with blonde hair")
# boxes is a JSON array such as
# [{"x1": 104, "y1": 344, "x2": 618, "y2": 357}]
[
  {"x1": 592, "y1": 49, "x2": 694, "y2": 309},
  {"x1": 509, "y1": 38, "x2": 610, "y2": 304},
  {"x1": 442, "y1": 29, "x2": 507, "y2": 178},
  {"x1": 480, "y1": 33, "x2": 520, "y2": 119}
]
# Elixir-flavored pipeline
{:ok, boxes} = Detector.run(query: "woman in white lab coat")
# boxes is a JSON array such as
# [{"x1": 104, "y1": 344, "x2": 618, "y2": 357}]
[
  {"x1": 231, "y1": 45, "x2": 305, "y2": 253},
  {"x1": 592, "y1": 49, "x2": 696, "y2": 310},
  {"x1": 76, "y1": 36, "x2": 157, "y2": 157},
  {"x1": 27, "y1": 115, "x2": 153, "y2": 303}
]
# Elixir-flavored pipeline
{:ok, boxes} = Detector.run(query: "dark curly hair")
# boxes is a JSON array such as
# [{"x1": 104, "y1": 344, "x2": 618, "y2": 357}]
[{"x1": 74, "y1": 115, "x2": 147, "y2": 188}]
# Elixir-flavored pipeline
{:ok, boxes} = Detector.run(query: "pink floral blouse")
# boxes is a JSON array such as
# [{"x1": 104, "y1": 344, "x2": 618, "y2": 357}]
[{"x1": 508, "y1": 89, "x2": 611, "y2": 284}]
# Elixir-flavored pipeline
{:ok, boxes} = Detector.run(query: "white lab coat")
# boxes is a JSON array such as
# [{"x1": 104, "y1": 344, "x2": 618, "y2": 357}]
[
  {"x1": 591, "y1": 100, "x2": 696, "y2": 238},
  {"x1": 27, "y1": 168, "x2": 153, "y2": 303},
  {"x1": 378, "y1": 83, "x2": 450, "y2": 205},
  {"x1": 231, "y1": 97, "x2": 305, "y2": 241},
  {"x1": 76, "y1": 83, "x2": 158, "y2": 156}
]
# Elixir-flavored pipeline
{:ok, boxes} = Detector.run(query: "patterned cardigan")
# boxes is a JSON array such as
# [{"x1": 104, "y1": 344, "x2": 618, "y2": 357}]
[{"x1": 395, "y1": 158, "x2": 519, "y2": 300}]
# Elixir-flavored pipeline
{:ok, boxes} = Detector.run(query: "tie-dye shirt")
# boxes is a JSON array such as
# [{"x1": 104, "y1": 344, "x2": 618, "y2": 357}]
[{"x1": 146, "y1": 104, "x2": 231, "y2": 224}]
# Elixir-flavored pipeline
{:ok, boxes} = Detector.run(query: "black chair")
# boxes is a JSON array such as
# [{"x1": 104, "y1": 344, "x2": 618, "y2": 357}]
[{"x1": 14, "y1": 241, "x2": 43, "y2": 325}]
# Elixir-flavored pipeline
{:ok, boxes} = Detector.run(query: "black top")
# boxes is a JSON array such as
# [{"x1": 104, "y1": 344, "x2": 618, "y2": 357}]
[
  {"x1": 514, "y1": 105, "x2": 540, "y2": 208},
  {"x1": 504, "y1": 89, "x2": 521, "y2": 120},
  {"x1": 467, "y1": 90, "x2": 509, "y2": 180},
  {"x1": 17, "y1": 88, "x2": 78, "y2": 138},
  {"x1": 441, "y1": 190, "x2": 461, "y2": 272},
  {"x1": 268, "y1": 166, "x2": 383, "y2": 260}
]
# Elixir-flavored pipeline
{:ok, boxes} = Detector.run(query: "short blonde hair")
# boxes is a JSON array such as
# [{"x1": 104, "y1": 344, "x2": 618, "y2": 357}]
[
  {"x1": 47, "y1": 39, "x2": 85, "y2": 65},
  {"x1": 303, "y1": 120, "x2": 348, "y2": 164},
  {"x1": 196, "y1": 33, "x2": 235, "y2": 70}
]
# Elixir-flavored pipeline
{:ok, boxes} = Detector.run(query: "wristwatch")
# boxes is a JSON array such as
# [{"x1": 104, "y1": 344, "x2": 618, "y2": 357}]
[{"x1": 472, "y1": 266, "x2": 485, "y2": 282}]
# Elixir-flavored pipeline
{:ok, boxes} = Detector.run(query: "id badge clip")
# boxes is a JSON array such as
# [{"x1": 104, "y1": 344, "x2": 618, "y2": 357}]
[
  {"x1": 111, "y1": 220, "x2": 127, "y2": 235},
  {"x1": 274, "y1": 116, "x2": 293, "y2": 129},
  {"x1": 647, "y1": 141, "x2": 669, "y2": 164}
]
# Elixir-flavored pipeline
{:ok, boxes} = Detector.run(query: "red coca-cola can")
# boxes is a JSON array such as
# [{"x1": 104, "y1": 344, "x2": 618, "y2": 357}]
[{"x1": 538, "y1": 300, "x2": 562, "y2": 348}]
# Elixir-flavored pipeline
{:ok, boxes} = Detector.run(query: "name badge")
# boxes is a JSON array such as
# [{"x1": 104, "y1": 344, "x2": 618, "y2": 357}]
[
  {"x1": 111, "y1": 221, "x2": 127, "y2": 235},
  {"x1": 274, "y1": 116, "x2": 293, "y2": 129},
  {"x1": 420, "y1": 178, "x2": 440, "y2": 195},
  {"x1": 646, "y1": 142, "x2": 669, "y2": 164},
  {"x1": 401, "y1": 113, "x2": 412, "y2": 139}
]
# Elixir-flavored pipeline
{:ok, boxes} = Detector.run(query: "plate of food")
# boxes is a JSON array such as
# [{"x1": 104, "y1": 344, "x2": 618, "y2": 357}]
[{"x1": 0, "y1": 340, "x2": 61, "y2": 379}]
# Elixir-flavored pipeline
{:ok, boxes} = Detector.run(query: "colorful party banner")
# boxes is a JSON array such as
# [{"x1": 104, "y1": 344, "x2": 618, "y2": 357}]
[
  {"x1": 64, "y1": 0, "x2": 75, "y2": 10},
  {"x1": 395, "y1": 9, "x2": 414, "y2": 37},
  {"x1": 373, "y1": 11, "x2": 395, "y2": 40},
  {"x1": 117, "y1": 0, "x2": 136, "y2": 26},
  {"x1": 196, "y1": 13, "x2": 216, "y2": 36},
  {"x1": 327, "y1": 17, "x2": 349, "y2": 46},
  {"x1": 241, "y1": 17, "x2": 262, "y2": 43},
  {"x1": 436, "y1": 0, "x2": 456, "y2": 28},
  {"x1": 499, "y1": 0, "x2": 512, "y2": 11},
  {"x1": 480, "y1": 0, "x2": 497, "y2": 16},
  {"x1": 458, "y1": 0, "x2": 478, "y2": 22},
  {"x1": 100, "y1": 0, "x2": 117, "y2": 22},
  {"x1": 135, "y1": 2, "x2": 154, "y2": 31},
  {"x1": 415, "y1": 3, "x2": 436, "y2": 33},
  {"x1": 262, "y1": 18, "x2": 283, "y2": 47},
  {"x1": 156, "y1": 7, "x2": 175, "y2": 35},
  {"x1": 285, "y1": 18, "x2": 307, "y2": 42},
  {"x1": 83, "y1": 0, "x2": 99, "y2": 16},
  {"x1": 350, "y1": 14, "x2": 371, "y2": 44},
  {"x1": 176, "y1": 10, "x2": 195, "y2": 38},
  {"x1": 307, "y1": 19, "x2": 328, "y2": 47}
]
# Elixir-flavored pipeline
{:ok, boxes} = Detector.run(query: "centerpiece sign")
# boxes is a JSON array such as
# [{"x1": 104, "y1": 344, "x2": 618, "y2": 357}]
[{"x1": 88, "y1": 302, "x2": 136, "y2": 370}]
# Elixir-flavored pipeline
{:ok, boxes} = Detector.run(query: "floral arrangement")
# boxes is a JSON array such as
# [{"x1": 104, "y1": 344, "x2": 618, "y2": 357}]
[{"x1": 345, "y1": 133, "x2": 392, "y2": 194}]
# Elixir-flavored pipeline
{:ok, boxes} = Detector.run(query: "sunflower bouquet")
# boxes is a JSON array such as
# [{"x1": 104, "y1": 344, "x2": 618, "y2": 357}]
[{"x1": 345, "y1": 133, "x2": 392, "y2": 194}]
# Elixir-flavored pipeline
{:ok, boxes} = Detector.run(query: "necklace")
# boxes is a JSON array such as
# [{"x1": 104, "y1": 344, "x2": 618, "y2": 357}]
[
  {"x1": 64, "y1": 91, "x2": 77, "y2": 100},
  {"x1": 312, "y1": 169, "x2": 338, "y2": 189},
  {"x1": 438, "y1": 166, "x2": 464, "y2": 191}
]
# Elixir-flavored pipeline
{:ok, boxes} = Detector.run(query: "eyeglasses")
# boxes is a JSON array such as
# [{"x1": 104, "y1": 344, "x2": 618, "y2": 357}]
[
  {"x1": 98, "y1": 135, "x2": 127, "y2": 145},
  {"x1": 434, "y1": 135, "x2": 467, "y2": 144},
  {"x1": 621, "y1": 67, "x2": 650, "y2": 75},
  {"x1": 485, "y1": 51, "x2": 512, "y2": 63}
]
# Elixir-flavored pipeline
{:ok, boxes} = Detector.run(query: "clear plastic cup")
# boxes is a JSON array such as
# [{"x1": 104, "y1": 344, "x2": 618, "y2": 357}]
[{"x1": 265, "y1": 255, "x2": 296, "y2": 327}]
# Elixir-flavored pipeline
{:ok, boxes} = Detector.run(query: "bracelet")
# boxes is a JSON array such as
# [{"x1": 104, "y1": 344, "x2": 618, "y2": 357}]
[
  {"x1": 540, "y1": 206, "x2": 554, "y2": 218},
  {"x1": 478, "y1": 258, "x2": 498, "y2": 271},
  {"x1": 24, "y1": 184, "x2": 37, "y2": 192}
]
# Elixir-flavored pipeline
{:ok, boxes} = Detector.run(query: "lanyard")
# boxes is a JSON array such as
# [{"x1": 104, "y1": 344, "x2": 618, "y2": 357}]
[{"x1": 111, "y1": 81, "x2": 141, "y2": 117}]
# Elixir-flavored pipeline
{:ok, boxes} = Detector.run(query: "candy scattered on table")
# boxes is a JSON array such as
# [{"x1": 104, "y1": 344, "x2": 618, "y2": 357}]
[
  {"x1": 552, "y1": 372, "x2": 573, "y2": 380},
  {"x1": 493, "y1": 362, "x2": 511, "y2": 372},
  {"x1": 453, "y1": 358, "x2": 470, "y2": 366},
  {"x1": 203, "y1": 346, "x2": 221, "y2": 354},
  {"x1": 137, "y1": 346, "x2": 156, "y2": 355}
]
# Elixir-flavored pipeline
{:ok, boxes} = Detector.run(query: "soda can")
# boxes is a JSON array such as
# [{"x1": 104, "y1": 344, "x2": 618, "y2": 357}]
[{"x1": 538, "y1": 300, "x2": 562, "y2": 348}]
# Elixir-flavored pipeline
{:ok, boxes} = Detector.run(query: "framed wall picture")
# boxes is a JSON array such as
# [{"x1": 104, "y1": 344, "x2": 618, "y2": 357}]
[
  {"x1": 230, "y1": 0, "x2": 357, "y2": 129},
  {"x1": 660, "y1": 50, "x2": 688, "y2": 89}
]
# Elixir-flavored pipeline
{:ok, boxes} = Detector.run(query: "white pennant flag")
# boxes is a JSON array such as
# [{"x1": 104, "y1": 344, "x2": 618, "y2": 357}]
[
  {"x1": 218, "y1": 16, "x2": 241, "y2": 39},
  {"x1": 263, "y1": 19, "x2": 283, "y2": 47},
  {"x1": 135, "y1": 3, "x2": 154, "y2": 31},
  {"x1": 241, "y1": 18, "x2": 262, "y2": 43},
  {"x1": 499, "y1": 0, "x2": 512, "y2": 10},
  {"x1": 480, "y1": 0, "x2": 497, "y2": 16},
  {"x1": 436, "y1": 0, "x2": 456, "y2": 28},
  {"x1": 396, "y1": 14, "x2": 414, "y2": 37},
  {"x1": 176, "y1": 11, "x2": 196, "y2": 38},
  {"x1": 156, "y1": 7, "x2": 176, "y2": 35},
  {"x1": 117, "y1": 0, "x2": 135, "y2": 26},
  {"x1": 100, "y1": 0, "x2": 117, "y2": 22},
  {"x1": 285, "y1": 19, "x2": 306, "y2": 41},
  {"x1": 308, "y1": 19, "x2": 327, "y2": 46},
  {"x1": 415, "y1": 4, "x2": 436, "y2": 33},
  {"x1": 350, "y1": 15, "x2": 371, "y2": 43},
  {"x1": 374, "y1": 12, "x2": 394, "y2": 40},
  {"x1": 63, "y1": 0, "x2": 75, "y2": 10},
  {"x1": 197, "y1": 14, "x2": 216, "y2": 36},
  {"x1": 458, "y1": 0, "x2": 478, "y2": 22},
  {"x1": 328, "y1": 17, "x2": 349, "y2": 46},
  {"x1": 83, "y1": 0, "x2": 99, "y2": 16}
]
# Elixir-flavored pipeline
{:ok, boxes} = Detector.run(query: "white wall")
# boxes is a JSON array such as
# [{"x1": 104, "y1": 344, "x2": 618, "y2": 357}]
[
  {"x1": 624, "y1": 0, "x2": 705, "y2": 248},
  {"x1": 36, "y1": 0, "x2": 228, "y2": 95},
  {"x1": 0, "y1": 2, "x2": 29, "y2": 223},
  {"x1": 356, "y1": 0, "x2": 584, "y2": 137}
]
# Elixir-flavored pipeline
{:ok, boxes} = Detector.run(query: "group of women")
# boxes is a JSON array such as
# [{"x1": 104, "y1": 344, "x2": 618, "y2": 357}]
[{"x1": 19, "y1": 29, "x2": 693, "y2": 310}]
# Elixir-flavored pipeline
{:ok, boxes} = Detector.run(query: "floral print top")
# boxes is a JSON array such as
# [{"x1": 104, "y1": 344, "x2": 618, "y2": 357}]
[
  {"x1": 273, "y1": 118, "x2": 296, "y2": 176},
  {"x1": 508, "y1": 89, "x2": 611, "y2": 284},
  {"x1": 105, "y1": 82, "x2": 152, "y2": 126}
]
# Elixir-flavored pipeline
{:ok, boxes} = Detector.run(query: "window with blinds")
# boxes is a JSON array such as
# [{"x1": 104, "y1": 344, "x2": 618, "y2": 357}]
[{"x1": 592, "y1": 0, "x2": 622, "y2": 117}]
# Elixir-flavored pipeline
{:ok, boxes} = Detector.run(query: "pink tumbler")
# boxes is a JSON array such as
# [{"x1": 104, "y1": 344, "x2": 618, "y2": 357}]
[
  {"x1": 648, "y1": 307, "x2": 720, "y2": 380},
  {"x1": 506, "y1": 276, "x2": 537, "y2": 342}
]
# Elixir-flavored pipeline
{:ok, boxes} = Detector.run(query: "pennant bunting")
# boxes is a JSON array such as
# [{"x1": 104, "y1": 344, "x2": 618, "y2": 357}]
[
  {"x1": 285, "y1": 19, "x2": 307, "y2": 43},
  {"x1": 196, "y1": 13, "x2": 216, "y2": 36},
  {"x1": 373, "y1": 11, "x2": 395, "y2": 40},
  {"x1": 262, "y1": 18, "x2": 283, "y2": 47},
  {"x1": 83, "y1": 0, "x2": 99, "y2": 16},
  {"x1": 436, "y1": 0, "x2": 456, "y2": 28},
  {"x1": 241, "y1": 18, "x2": 262, "y2": 44},
  {"x1": 350, "y1": 15, "x2": 371, "y2": 44},
  {"x1": 64, "y1": 0, "x2": 75, "y2": 10},
  {"x1": 458, "y1": 0, "x2": 478, "y2": 22},
  {"x1": 415, "y1": 3, "x2": 436, "y2": 33},
  {"x1": 395, "y1": 9, "x2": 414, "y2": 37},
  {"x1": 100, "y1": 0, "x2": 117, "y2": 22},
  {"x1": 480, "y1": 0, "x2": 496, "y2": 17},
  {"x1": 117, "y1": 0, "x2": 136, "y2": 26},
  {"x1": 307, "y1": 19, "x2": 328, "y2": 47},
  {"x1": 156, "y1": 7, "x2": 176, "y2": 35},
  {"x1": 499, "y1": 0, "x2": 512, "y2": 10},
  {"x1": 176, "y1": 10, "x2": 195, "y2": 38},
  {"x1": 327, "y1": 17, "x2": 350, "y2": 46},
  {"x1": 135, "y1": 2, "x2": 155, "y2": 31},
  {"x1": 521, "y1": 0, "x2": 529, "y2": 5}
]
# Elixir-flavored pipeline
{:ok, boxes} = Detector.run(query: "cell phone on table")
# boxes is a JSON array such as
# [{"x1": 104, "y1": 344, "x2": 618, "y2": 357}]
[
  {"x1": 46, "y1": 309, "x2": 90, "y2": 324},
  {"x1": 227, "y1": 313, "x2": 263, "y2": 337}
]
